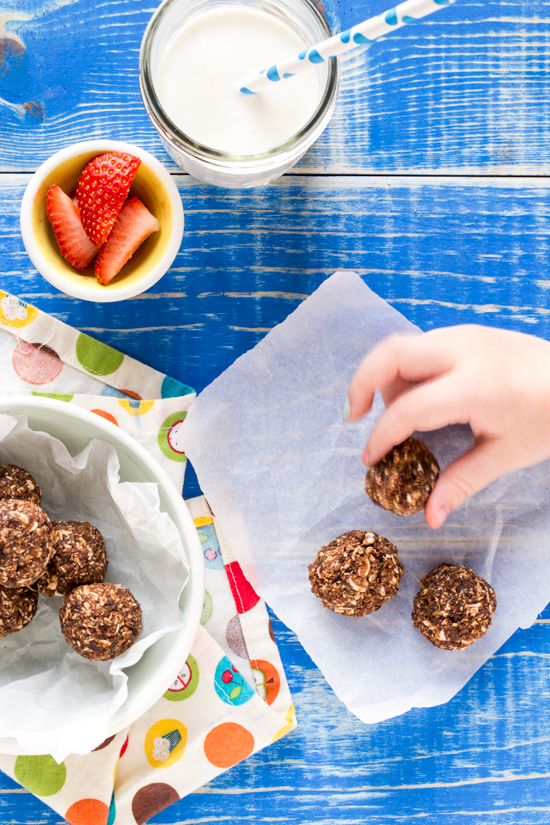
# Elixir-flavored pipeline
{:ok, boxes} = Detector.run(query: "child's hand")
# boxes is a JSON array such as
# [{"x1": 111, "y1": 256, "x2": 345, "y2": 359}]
[{"x1": 346, "y1": 325, "x2": 550, "y2": 529}]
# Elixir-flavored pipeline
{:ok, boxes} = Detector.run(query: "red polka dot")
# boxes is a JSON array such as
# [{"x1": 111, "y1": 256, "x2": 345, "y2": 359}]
[
  {"x1": 65, "y1": 798, "x2": 109, "y2": 825},
  {"x1": 12, "y1": 342, "x2": 63, "y2": 385},
  {"x1": 203, "y1": 722, "x2": 254, "y2": 768},
  {"x1": 90, "y1": 409, "x2": 119, "y2": 426},
  {"x1": 119, "y1": 733, "x2": 129, "y2": 758},
  {"x1": 225, "y1": 562, "x2": 260, "y2": 613}
]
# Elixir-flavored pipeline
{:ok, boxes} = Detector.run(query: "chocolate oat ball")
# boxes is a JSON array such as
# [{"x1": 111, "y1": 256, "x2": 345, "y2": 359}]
[
  {"x1": 365, "y1": 437, "x2": 439, "y2": 516},
  {"x1": 59, "y1": 583, "x2": 142, "y2": 660},
  {"x1": 0, "y1": 465, "x2": 41, "y2": 506},
  {"x1": 0, "y1": 584, "x2": 38, "y2": 636},
  {"x1": 38, "y1": 520, "x2": 108, "y2": 597},
  {"x1": 0, "y1": 499, "x2": 53, "y2": 588},
  {"x1": 412, "y1": 563, "x2": 497, "y2": 650},
  {"x1": 308, "y1": 530, "x2": 404, "y2": 617}
]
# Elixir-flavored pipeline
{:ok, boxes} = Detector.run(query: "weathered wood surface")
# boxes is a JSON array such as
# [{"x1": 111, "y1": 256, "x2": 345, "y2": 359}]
[
  {"x1": 4, "y1": 175, "x2": 550, "y2": 400},
  {"x1": 1, "y1": 0, "x2": 550, "y2": 174},
  {"x1": 2, "y1": 175, "x2": 550, "y2": 823},
  {"x1": 3, "y1": 0, "x2": 550, "y2": 821}
]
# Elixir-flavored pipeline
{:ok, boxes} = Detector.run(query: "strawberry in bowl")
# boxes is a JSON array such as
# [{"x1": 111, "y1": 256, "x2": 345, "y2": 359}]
[
  {"x1": 46, "y1": 151, "x2": 160, "y2": 285},
  {"x1": 20, "y1": 140, "x2": 184, "y2": 303},
  {"x1": 76, "y1": 152, "x2": 141, "y2": 247},
  {"x1": 45, "y1": 185, "x2": 99, "y2": 271}
]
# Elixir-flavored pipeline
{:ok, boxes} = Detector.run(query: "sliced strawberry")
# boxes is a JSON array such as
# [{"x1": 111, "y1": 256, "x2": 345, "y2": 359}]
[
  {"x1": 95, "y1": 196, "x2": 160, "y2": 285},
  {"x1": 45, "y1": 184, "x2": 99, "y2": 271},
  {"x1": 76, "y1": 152, "x2": 141, "y2": 246}
]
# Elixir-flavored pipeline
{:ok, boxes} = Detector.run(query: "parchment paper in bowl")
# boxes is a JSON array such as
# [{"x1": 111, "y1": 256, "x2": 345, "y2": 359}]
[
  {"x1": 0, "y1": 412, "x2": 189, "y2": 761},
  {"x1": 180, "y1": 270, "x2": 550, "y2": 724}
]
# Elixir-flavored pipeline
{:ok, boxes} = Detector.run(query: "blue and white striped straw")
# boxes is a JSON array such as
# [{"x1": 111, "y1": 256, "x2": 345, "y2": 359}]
[{"x1": 239, "y1": 0, "x2": 454, "y2": 95}]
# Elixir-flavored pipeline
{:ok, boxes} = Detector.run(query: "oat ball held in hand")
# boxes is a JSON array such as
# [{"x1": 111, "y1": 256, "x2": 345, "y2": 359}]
[
  {"x1": 412, "y1": 563, "x2": 496, "y2": 650},
  {"x1": 0, "y1": 584, "x2": 38, "y2": 636},
  {"x1": 0, "y1": 499, "x2": 53, "y2": 588},
  {"x1": 0, "y1": 465, "x2": 41, "y2": 506},
  {"x1": 308, "y1": 530, "x2": 404, "y2": 617},
  {"x1": 365, "y1": 437, "x2": 439, "y2": 516},
  {"x1": 38, "y1": 520, "x2": 108, "y2": 597},
  {"x1": 59, "y1": 582, "x2": 142, "y2": 660}
]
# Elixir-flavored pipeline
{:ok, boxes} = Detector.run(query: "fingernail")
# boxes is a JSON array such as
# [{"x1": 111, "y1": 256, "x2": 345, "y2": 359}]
[
  {"x1": 434, "y1": 505, "x2": 450, "y2": 529},
  {"x1": 362, "y1": 447, "x2": 370, "y2": 466},
  {"x1": 343, "y1": 397, "x2": 351, "y2": 422}
]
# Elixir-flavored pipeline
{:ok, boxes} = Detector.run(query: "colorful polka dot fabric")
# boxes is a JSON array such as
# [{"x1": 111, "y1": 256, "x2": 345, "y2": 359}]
[
  {"x1": 0, "y1": 291, "x2": 195, "y2": 489},
  {"x1": 0, "y1": 293, "x2": 297, "y2": 824}
]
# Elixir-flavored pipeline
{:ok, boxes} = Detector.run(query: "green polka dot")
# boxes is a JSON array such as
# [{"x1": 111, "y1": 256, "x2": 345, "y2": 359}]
[
  {"x1": 163, "y1": 654, "x2": 200, "y2": 701},
  {"x1": 201, "y1": 589, "x2": 213, "y2": 625},
  {"x1": 14, "y1": 755, "x2": 67, "y2": 797},
  {"x1": 157, "y1": 411, "x2": 187, "y2": 463},
  {"x1": 31, "y1": 392, "x2": 74, "y2": 402},
  {"x1": 75, "y1": 333, "x2": 125, "y2": 377}
]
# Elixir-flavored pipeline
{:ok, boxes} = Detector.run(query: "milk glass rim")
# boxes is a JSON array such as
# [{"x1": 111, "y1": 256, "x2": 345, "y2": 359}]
[{"x1": 139, "y1": 0, "x2": 339, "y2": 166}]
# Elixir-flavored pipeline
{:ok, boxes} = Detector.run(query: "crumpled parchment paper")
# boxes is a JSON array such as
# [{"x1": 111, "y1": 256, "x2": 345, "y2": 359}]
[
  {"x1": 0, "y1": 412, "x2": 189, "y2": 760},
  {"x1": 180, "y1": 270, "x2": 550, "y2": 724}
]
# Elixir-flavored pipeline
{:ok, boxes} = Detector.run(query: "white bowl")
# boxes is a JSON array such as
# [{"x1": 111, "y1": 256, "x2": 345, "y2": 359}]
[
  {"x1": 20, "y1": 140, "x2": 184, "y2": 302},
  {"x1": 0, "y1": 395, "x2": 204, "y2": 755}
]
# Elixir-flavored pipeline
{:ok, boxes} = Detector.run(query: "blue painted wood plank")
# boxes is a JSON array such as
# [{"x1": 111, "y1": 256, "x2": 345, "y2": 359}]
[
  {"x1": 1, "y1": 0, "x2": 550, "y2": 174},
  {"x1": 4, "y1": 609, "x2": 550, "y2": 824},
  {"x1": 4, "y1": 174, "x2": 550, "y2": 395},
  {"x1": 4, "y1": 172, "x2": 550, "y2": 822}
]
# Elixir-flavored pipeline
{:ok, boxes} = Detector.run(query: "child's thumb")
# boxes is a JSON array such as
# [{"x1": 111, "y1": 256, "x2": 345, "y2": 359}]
[{"x1": 425, "y1": 440, "x2": 506, "y2": 529}]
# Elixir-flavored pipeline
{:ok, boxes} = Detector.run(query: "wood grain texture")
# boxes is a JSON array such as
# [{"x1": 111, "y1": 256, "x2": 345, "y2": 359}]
[
  {"x1": 4, "y1": 174, "x2": 550, "y2": 395},
  {"x1": 3, "y1": 607, "x2": 550, "y2": 824},
  {"x1": 2, "y1": 0, "x2": 550, "y2": 821},
  {"x1": 2, "y1": 171, "x2": 550, "y2": 823},
  {"x1": 1, "y1": 0, "x2": 550, "y2": 174}
]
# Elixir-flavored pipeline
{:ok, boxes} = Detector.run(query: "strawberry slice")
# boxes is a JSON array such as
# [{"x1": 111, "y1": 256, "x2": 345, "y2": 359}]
[
  {"x1": 95, "y1": 196, "x2": 160, "y2": 285},
  {"x1": 76, "y1": 152, "x2": 141, "y2": 246},
  {"x1": 45, "y1": 184, "x2": 99, "y2": 271}
]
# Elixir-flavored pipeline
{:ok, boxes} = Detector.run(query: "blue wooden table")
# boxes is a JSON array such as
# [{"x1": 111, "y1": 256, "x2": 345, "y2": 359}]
[{"x1": 3, "y1": 0, "x2": 550, "y2": 822}]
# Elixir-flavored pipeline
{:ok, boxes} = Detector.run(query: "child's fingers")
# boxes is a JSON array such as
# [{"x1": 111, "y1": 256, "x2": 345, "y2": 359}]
[
  {"x1": 424, "y1": 439, "x2": 507, "y2": 529},
  {"x1": 347, "y1": 332, "x2": 452, "y2": 420},
  {"x1": 364, "y1": 378, "x2": 464, "y2": 465},
  {"x1": 380, "y1": 376, "x2": 413, "y2": 408}
]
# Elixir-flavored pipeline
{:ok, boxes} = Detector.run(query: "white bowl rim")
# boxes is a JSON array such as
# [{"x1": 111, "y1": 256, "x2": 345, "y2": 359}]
[
  {"x1": 20, "y1": 140, "x2": 184, "y2": 303},
  {"x1": 0, "y1": 395, "x2": 204, "y2": 755}
]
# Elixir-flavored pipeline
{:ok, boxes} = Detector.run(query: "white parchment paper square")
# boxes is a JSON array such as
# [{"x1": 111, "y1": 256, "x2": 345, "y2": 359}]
[
  {"x1": 181, "y1": 270, "x2": 550, "y2": 724},
  {"x1": 0, "y1": 413, "x2": 189, "y2": 760}
]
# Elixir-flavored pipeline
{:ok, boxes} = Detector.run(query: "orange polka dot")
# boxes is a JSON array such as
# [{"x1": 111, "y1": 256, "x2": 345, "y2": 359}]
[
  {"x1": 65, "y1": 798, "x2": 109, "y2": 825},
  {"x1": 250, "y1": 659, "x2": 280, "y2": 706},
  {"x1": 121, "y1": 389, "x2": 142, "y2": 400},
  {"x1": 90, "y1": 409, "x2": 118, "y2": 426},
  {"x1": 203, "y1": 722, "x2": 254, "y2": 768}
]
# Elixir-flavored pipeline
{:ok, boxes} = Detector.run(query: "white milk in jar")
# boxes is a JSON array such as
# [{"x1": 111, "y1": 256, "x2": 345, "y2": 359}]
[{"x1": 154, "y1": 5, "x2": 323, "y2": 155}]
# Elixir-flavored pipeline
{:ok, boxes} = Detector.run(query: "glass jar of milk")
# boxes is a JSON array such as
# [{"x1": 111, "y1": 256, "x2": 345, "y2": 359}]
[{"x1": 139, "y1": 0, "x2": 339, "y2": 188}]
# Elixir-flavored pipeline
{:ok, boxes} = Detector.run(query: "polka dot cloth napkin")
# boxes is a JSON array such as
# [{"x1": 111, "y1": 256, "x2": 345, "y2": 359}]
[{"x1": 0, "y1": 292, "x2": 297, "y2": 824}]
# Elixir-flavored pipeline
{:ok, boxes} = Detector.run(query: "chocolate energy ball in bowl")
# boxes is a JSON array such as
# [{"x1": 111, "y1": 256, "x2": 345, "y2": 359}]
[
  {"x1": 60, "y1": 582, "x2": 143, "y2": 661},
  {"x1": 0, "y1": 395, "x2": 204, "y2": 756},
  {"x1": 412, "y1": 563, "x2": 497, "y2": 650},
  {"x1": 0, "y1": 499, "x2": 53, "y2": 588},
  {"x1": 0, "y1": 465, "x2": 41, "y2": 506},
  {"x1": 0, "y1": 584, "x2": 38, "y2": 636},
  {"x1": 38, "y1": 520, "x2": 108, "y2": 597},
  {"x1": 308, "y1": 530, "x2": 404, "y2": 617},
  {"x1": 365, "y1": 437, "x2": 439, "y2": 516}
]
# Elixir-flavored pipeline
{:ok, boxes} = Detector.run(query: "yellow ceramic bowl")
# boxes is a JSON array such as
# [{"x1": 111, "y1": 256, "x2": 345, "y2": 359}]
[{"x1": 20, "y1": 140, "x2": 184, "y2": 302}]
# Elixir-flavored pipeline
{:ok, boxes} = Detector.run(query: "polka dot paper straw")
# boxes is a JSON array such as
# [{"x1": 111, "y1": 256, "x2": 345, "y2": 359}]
[{"x1": 239, "y1": 0, "x2": 455, "y2": 94}]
